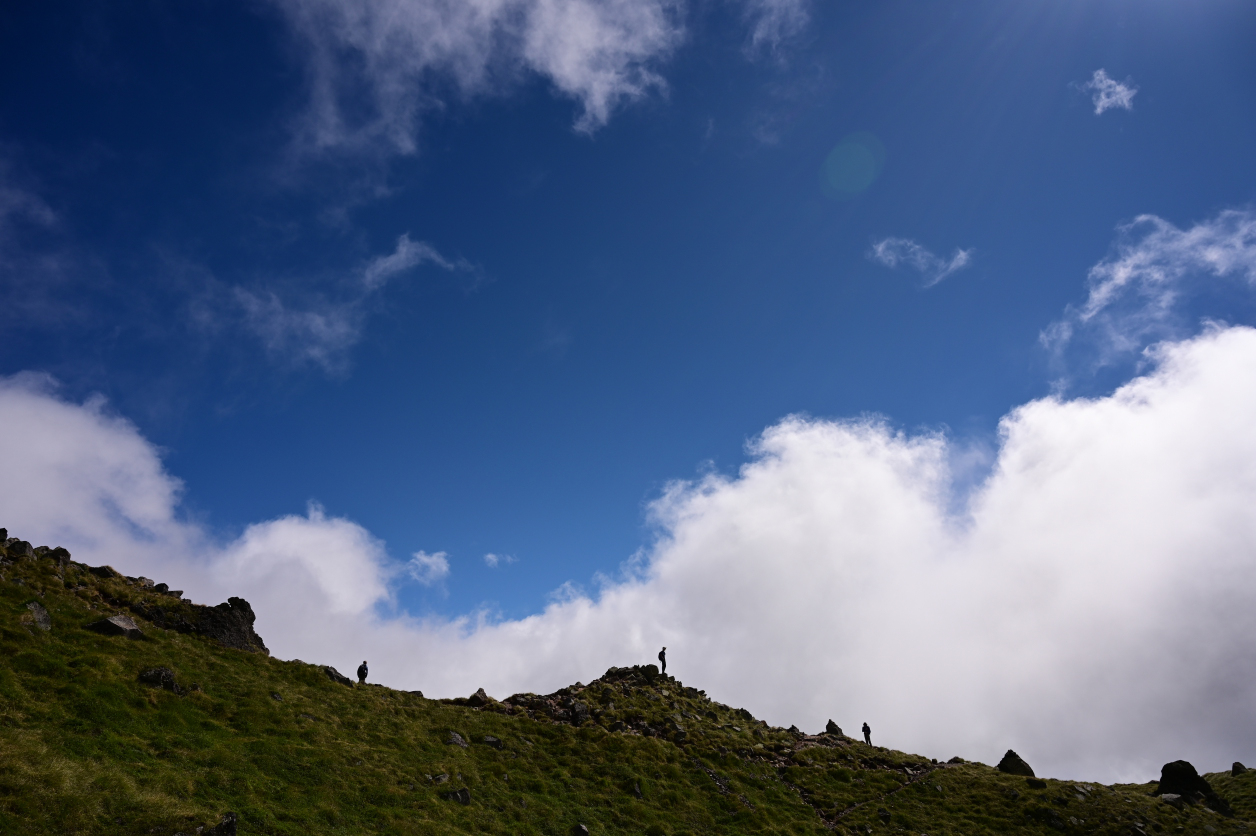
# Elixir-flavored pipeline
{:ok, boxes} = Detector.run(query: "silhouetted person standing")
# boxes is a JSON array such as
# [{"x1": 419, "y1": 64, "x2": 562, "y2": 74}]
[
  {"x1": 357, "y1": 660, "x2": 368, "y2": 684},
  {"x1": 862, "y1": 722, "x2": 871, "y2": 745},
  {"x1": 658, "y1": 647, "x2": 667, "y2": 675}
]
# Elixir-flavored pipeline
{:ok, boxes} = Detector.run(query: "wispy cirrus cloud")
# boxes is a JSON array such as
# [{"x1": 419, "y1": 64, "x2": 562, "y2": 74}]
[
  {"x1": 361, "y1": 232, "x2": 472, "y2": 290},
  {"x1": 1080, "y1": 69, "x2": 1137, "y2": 115},
  {"x1": 408, "y1": 550, "x2": 451, "y2": 586},
  {"x1": 1043, "y1": 208, "x2": 1256, "y2": 363},
  {"x1": 484, "y1": 552, "x2": 516, "y2": 568},
  {"x1": 269, "y1": 0, "x2": 816, "y2": 160},
  {"x1": 223, "y1": 233, "x2": 467, "y2": 374},
  {"x1": 270, "y1": 0, "x2": 686, "y2": 156},
  {"x1": 869, "y1": 237, "x2": 973, "y2": 287}
]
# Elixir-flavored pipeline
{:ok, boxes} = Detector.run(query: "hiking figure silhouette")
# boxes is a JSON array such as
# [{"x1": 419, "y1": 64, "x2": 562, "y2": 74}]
[
  {"x1": 357, "y1": 660, "x2": 368, "y2": 684},
  {"x1": 862, "y1": 722, "x2": 871, "y2": 745},
  {"x1": 658, "y1": 647, "x2": 667, "y2": 675}
]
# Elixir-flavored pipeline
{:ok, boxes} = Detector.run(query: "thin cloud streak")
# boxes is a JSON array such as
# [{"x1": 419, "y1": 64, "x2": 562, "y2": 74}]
[
  {"x1": 869, "y1": 237, "x2": 973, "y2": 287},
  {"x1": 1081, "y1": 69, "x2": 1137, "y2": 115}
]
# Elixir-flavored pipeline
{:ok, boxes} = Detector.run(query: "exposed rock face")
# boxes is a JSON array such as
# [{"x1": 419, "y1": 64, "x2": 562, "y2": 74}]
[
  {"x1": 25, "y1": 601, "x2": 51, "y2": 631},
  {"x1": 89, "y1": 565, "x2": 121, "y2": 579},
  {"x1": 323, "y1": 666, "x2": 353, "y2": 686},
  {"x1": 825, "y1": 719, "x2": 843, "y2": 736},
  {"x1": 86, "y1": 614, "x2": 144, "y2": 639},
  {"x1": 997, "y1": 749, "x2": 1035, "y2": 777},
  {"x1": 196, "y1": 597, "x2": 267, "y2": 653},
  {"x1": 138, "y1": 667, "x2": 185, "y2": 695},
  {"x1": 1155, "y1": 760, "x2": 1232, "y2": 816},
  {"x1": 467, "y1": 687, "x2": 491, "y2": 707},
  {"x1": 129, "y1": 596, "x2": 267, "y2": 654},
  {"x1": 1234, "y1": 762, "x2": 1248, "y2": 776}
]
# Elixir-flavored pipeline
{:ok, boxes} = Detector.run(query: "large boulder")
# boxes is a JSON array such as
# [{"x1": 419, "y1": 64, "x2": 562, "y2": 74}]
[
  {"x1": 467, "y1": 688, "x2": 491, "y2": 707},
  {"x1": 1234, "y1": 762, "x2": 1249, "y2": 777},
  {"x1": 826, "y1": 719, "x2": 843, "y2": 736},
  {"x1": 88, "y1": 564, "x2": 121, "y2": 579},
  {"x1": 1155, "y1": 761, "x2": 1232, "y2": 816},
  {"x1": 997, "y1": 750, "x2": 1036, "y2": 777},
  {"x1": 86, "y1": 614, "x2": 144, "y2": 639}
]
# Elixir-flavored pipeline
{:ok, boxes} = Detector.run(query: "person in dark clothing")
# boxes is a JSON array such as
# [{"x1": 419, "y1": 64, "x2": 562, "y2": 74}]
[
  {"x1": 862, "y1": 722, "x2": 871, "y2": 745},
  {"x1": 357, "y1": 660, "x2": 368, "y2": 684},
  {"x1": 658, "y1": 647, "x2": 667, "y2": 675}
]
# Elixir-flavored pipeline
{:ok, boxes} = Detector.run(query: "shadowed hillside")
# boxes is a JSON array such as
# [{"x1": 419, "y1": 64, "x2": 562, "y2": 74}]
[{"x1": 2, "y1": 530, "x2": 1252, "y2": 836}]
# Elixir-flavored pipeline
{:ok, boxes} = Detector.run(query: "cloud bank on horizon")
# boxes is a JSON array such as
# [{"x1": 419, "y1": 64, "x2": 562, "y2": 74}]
[{"x1": 4, "y1": 209, "x2": 1256, "y2": 784}]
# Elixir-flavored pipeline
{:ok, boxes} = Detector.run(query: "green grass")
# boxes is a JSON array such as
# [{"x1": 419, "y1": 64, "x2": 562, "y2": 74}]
[{"x1": 2, "y1": 552, "x2": 1254, "y2": 835}]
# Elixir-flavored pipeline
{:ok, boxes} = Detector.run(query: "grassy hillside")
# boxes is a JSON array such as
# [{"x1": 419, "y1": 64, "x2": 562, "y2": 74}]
[{"x1": 2, "y1": 538, "x2": 1253, "y2": 836}]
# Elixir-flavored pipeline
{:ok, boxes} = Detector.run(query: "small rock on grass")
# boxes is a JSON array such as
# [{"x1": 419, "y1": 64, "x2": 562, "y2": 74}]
[
  {"x1": 25, "y1": 601, "x2": 51, "y2": 631},
  {"x1": 439, "y1": 788, "x2": 471, "y2": 805},
  {"x1": 447, "y1": 731, "x2": 468, "y2": 748},
  {"x1": 571, "y1": 825, "x2": 590, "y2": 835},
  {"x1": 482, "y1": 735, "x2": 503, "y2": 749}
]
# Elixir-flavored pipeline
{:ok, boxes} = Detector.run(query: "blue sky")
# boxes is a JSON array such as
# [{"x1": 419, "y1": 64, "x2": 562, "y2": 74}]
[{"x1": 3, "y1": 0, "x2": 1256, "y2": 777}]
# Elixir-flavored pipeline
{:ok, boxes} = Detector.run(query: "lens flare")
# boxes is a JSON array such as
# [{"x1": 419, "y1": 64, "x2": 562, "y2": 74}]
[{"x1": 822, "y1": 131, "x2": 886, "y2": 198}]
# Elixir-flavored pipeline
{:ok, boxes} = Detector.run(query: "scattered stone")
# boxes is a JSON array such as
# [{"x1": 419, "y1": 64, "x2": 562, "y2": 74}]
[
  {"x1": 1234, "y1": 762, "x2": 1248, "y2": 777},
  {"x1": 482, "y1": 735, "x2": 503, "y2": 749},
  {"x1": 467, "y1": 687, "x2": 491, "y2": 707},
  {"x1": 1026, "y1": 778, "x2": 1048, "y2": 790},
  {"x1": 409, "y1": 690, "x2": 424, "y2": 698},
  {"x1": 997, "y1": 749, "x2": 1036, "y2": 777},
  {"x1": 447, "y1": 731, "x2": 468, "y2": 748},
  {"x1": 209, "y1": 812, "x2": 238, "y2": 836},
  {"x1": 25, "y1": 601, "x2": 51, "y2": 631},
  {"x1": 609, "y1": 720, "x2": 626, "y2": 732},
  {"x1": 825, "y1": 719, "x2": 843, "y2": 736},
  {"x1": 572, "y1": 701, "x2": 590, "y2": 723},
  {"x1": 86, "y1": 614, "x2": 144, "y2": 639},
  {"x1": 323, "y1": 666, "x2": 354, "y2": 686},
  {"x1": 439, "y1": 788, "x2": 471, "y2": 805},
  {"x1": 633, "y1": 782, "x2": 643, "y2": 799},
  {"x1": 1160, "y1": 794, "x2": 1184, "y2": 809},
  {"x1": 877, "y1": 808, "x2": 892, "y2": 824},
  {"x1": 433, "y1": 773, "x2": 450, "y2": 784},
  {"x1": 947, "y1": 756, "x2": 965, "y2": 764},
  {"x1": 138, "y1": 667, "x2": 185, "y2": 695},
  {"x1": 571, "y1": 825, "x2": 590, "y2": 836},
  {"x1": 88, "y1": 565, "x2": 121, "y2": 579},
  {"x1": 298, "y1": 713, "x2": 316, "y2": 721},
  {"x1": 270, "y1": 692, "x2": 283, "y2": 701}
]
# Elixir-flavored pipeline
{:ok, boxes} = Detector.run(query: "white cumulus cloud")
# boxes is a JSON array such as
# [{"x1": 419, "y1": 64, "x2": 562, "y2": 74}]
[
  {"x1": 8, "y1": 219, "x2": 1256, "y2": 782},
  {"x1": 1081, "y1": 69, "x2": 1137, "y2": 115},
  {"x1": 869, "y1": 237, "x2": 973, "y2": 287},
  {"x1": 484, "y1": 552, "x2": 516, "y2": 568}
]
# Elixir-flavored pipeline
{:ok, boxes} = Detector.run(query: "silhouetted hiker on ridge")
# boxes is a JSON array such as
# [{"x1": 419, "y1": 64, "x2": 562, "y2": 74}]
[
  {"x1": 357, "y1": 660, "x2": 368, "y2": 684},
  {"x1": 862, "y1": 722, "x2": 871, "y2": 745},
  {"x1": 658, "y1": 647, "x2": 667, "y2": 675}
]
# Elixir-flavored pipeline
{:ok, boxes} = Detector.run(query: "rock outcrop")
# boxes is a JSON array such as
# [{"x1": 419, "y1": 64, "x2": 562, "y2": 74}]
[
  {"x1": 996, "y1": 749, "x2": 1035, "y2": 777},
  {"x1": 24, "y1": 601, "x2": 51, "y2": 631},
  {"x1": 323, "y1": 666, "x2": 354, "y2": 686}
]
